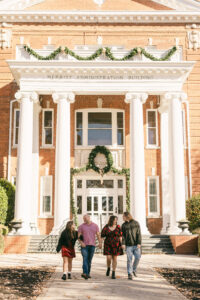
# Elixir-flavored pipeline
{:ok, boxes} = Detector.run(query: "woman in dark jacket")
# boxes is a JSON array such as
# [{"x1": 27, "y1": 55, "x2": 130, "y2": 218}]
[
  {"x1": 56, "y1": 220, "x2": 78, "y2": 280},
  {"x1": 101, "y1": 216, "x2": 123, "y2": 279}
]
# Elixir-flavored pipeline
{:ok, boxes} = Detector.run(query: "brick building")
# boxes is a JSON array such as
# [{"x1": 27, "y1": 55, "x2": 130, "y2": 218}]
[{"x1": 0, "y1": 0, "x2": 200, "y2": 236}]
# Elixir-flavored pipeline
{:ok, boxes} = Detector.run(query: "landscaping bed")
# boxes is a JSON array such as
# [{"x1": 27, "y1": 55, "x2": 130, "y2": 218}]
[
  {"x1": 156, "y1": 268, "x2": 200, "y2": 300},
  {"x1": 0, "y1": 266, "x2": 55, "y2": 299}
]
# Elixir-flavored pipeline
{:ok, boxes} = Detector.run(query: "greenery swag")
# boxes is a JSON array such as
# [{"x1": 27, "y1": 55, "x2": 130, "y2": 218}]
[
  {"x1": 24, "y1": 45, "x2": 177, "y2": 61},
  {"x1": 70, "y1": 146, "x2": 130, "y2": 225}
]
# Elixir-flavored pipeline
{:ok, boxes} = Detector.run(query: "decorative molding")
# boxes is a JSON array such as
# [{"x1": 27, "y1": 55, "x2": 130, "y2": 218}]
[
  {"x1": 15, "y1": 91, "x2": 39, "y2": 103},
  {"x1": 0, "y1": 23, "x2": 12, "y2": 49},
  {"x1": 163, "y1": 92, "x2": 187, "y2": 102},
  {"x1": 52, "y1": 92, "x2": 75, "y2": 104},
  {"x1": 125, "y1": 93, "x2": 148, "y2": 104},
  {"x1": 187, "y1": 24, "x2": 200, "y2": 50},
  {"x1": 1, "y1": 11, "x2": 200, "y2": 24}
]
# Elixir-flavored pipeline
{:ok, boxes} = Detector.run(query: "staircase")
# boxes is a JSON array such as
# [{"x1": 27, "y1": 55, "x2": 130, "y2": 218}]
[{"x1": 27, "y1": 235, "x2": 174, "y2": 254}]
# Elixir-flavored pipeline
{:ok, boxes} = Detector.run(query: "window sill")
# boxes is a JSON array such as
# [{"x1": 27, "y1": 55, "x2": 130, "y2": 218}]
[
  {"x1": 147, "y1": 215, "x2": 161, "y2": 219},
  {"x1": 40, "y1": 146, "x2": 55, "y2": 149},
  {"x1": 75, "y1": 146, "x2": 125, "y2": 150},
  {"x1": 38, "y1": 216, "x2": 54, "y2": 219},
  {"x1": 145, "y1": 146, "x2": 160, "y2": 149},
  {"x1": 12, "y1": 145, "x2": 18, "y2": 149}
]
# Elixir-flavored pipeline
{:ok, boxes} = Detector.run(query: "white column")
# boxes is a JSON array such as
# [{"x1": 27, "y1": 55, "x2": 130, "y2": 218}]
[
  {"x1": 166, "y1": 92, "x2": 189, "y2": 234},
  {"x1": 51, "y1": 92, "x2": 75, "y2": 234},
  {"x1": 30, "y1": 102, "x2": 41, "y2": 234},
  {"x1": 14, "y1": 91, "x2": 38, "y2": 234},
  {"x1": 125, "y1": 93, "x2": 150, "y2": 235},
  {"x1": 158, "y1": 96, "x2": 171, "y2": 234}
]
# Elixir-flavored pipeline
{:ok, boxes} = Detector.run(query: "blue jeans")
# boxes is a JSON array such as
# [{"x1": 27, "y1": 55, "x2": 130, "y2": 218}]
[
  {"x1": 81, "y1": 245, "x2": 95, "y2": 275},
  {"x1": 126, "y1": 246, "x2": 141, "y2": 275}
]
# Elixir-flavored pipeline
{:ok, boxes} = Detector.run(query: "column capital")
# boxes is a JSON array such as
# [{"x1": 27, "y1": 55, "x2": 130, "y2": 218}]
[
  {"x1": 163, "y1": 92, "x2": 187, "y2": 102},
  {"x1": 52, "y1": 92, "x2": 75, "y2": 104},
  {"x1": 125, "y1": 92, "x2": 148, "y2": 104},
  {"x1": 15, "y1": 91, "x2": 39, "y2": 103}
]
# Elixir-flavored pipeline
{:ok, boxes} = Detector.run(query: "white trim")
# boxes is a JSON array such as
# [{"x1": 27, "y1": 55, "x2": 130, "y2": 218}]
[
  {"x1": 42, "y1": 108, "x2": 54, "y2": 148},
  {"x1": 8, "y1": 99, "x2": 17, "y2": 181},
  {"x1": 40, "y1": 175, "x2": 53, "y2": 217},
  {"x1": 11, "y1": 175, "x2": 16, "y2": 186},
  {"x1": 182, "y1": 109, "x2": 187, "y2": 148},
  {"x1": 146, "y1": 109, "x2": 158, "y2": 148},
  {"x1": 185, "y1": 175, "x2": 188, "y2": 200},
  {"x1": 147, "y1": 176, "x2": 160, "y2": 217},
  {"x1": 75, "y1": 108, "x2": 125, "y2": 148},
  {"x1": 2, "y1": 11, "x2": 200, "y2": 24},
  {"x1": 13, "y1": 108, "x2": 20, "y2": 147}
]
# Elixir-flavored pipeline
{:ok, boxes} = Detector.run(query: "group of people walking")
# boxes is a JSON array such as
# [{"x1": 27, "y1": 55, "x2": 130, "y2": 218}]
[{"x1": 56, "y1": 212, "x2": 141, "y2": 281}]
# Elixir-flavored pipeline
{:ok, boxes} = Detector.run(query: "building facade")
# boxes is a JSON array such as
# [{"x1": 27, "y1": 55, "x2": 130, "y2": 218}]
[{"x1": 0, "y1": 0, "x2": 200, "y2": 235}]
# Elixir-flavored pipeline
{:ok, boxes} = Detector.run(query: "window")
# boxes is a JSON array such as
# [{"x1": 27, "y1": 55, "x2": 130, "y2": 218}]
[
  {"x1": 118, "y1": 196, "x2": 123, "y2": 214},
  {"x1": 88, "y1": 112, "x2": 112, "y2": 145},
  {"x1": 42, "y1": 109, "x2": 53, "y2": 147},
  {"x1": 147, "y1": 110, "x2": 158, "y2": 147},
  {"x1": 40, "y1": 176, "x2": 52, "y2": 216},
  {"x1": 13, "y1": 109, "x2": 20, "y2": 146},
  {"x1": 76, "y1": 112, "x2": 83, "y2": 146},
  {"x1": 86, "y1": 180, "x2": 114, "y2": 188},
  {"x1": 118, "y1": 180, "x2": 123, "y2": 188},
  {"x1": 77, "y1": 180, "x2": 82, "y2": 188},
  {"x1": 75, "y1": 110, "x2": 124, "y2": 147},
  {"x1": 148, "y1": 176, "x2": 159, "y2": 216},
  {"x1": 117, "y1": 112, "x2": 124, "y2": 145},
  {"x1": 77, "y1": 196, "x2": 82, "y2": 214}
]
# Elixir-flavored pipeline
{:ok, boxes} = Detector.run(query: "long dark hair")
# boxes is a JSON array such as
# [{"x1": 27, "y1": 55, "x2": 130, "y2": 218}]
[
  {"x1": 65, "y1": 220, "x2": 75, "y2": 239},
  {"x1": 108, "y1": 215, "x2": 117, "y2": 227}
]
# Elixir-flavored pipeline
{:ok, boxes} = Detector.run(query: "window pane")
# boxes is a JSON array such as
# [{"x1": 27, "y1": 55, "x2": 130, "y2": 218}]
[
  {"x1": 117, "y1": 112, "x2": 123, "y2": 128},
  {"x1": 94, "y1": 197, "x2": 98, "y2": 211},
  {"x1": 117, "y1": 129, "x2": 124, "y2": 145},
  {"x1": 148, "y1": 128, "x2": 156, "y2": 145},
  {"x1": 44, "y1": 111, "x2": 52, "y2": 127},
  {"x1": 87, "y1": 197, "x2": 92, "y2": 211},
  {"x1": 108, "y1": 197, "x2": 113, "y2": 211},
  {"x1": 118, "y1": 180, "x2": 123, "y2": 188},
  {"x1": 77, "y1": 196, "x2": 82, "y2": 214},
  {"x1": 88, "y1": 129, "x2": 112, "y2": 145},
  {"x1": 149, "y1": 179, "x2": 157, "y2": 195},
  {"x1": 118, "y1": 196, "x2": 123, "y2": 214},
  {"x1": 76, "y1": 129, "x2": 82, "y2": 145},
  {"x1": 15, "y1": 128, "x2": 19, "y2": 144},
  {"x1": 76, "y1": 112, "x2": 82, "y2": 129},
  {"x1": 102, "y1": 197, "x2": 107, "y2": 211},
  {"x1": 43, "y1": 196, "x2": 51, "y2": 213},
  {"x1": 148, "y1": 111, "x2": 156, "y2": 127},
  {"x1": 45, "y1": 128, "x2": 52, "y2": 144},
  {"x1": 103, "y1": 180, "x2": 113, "y2": 188},
  {"x1": 149, "y1": 196, "x2": 157, "y2": 213},
  {"x1": 77, "y1": 180, "x2": 82, "y2": 188},
  {"x1": 87, "y1": 180, "x2": 101, "y2": 188},
  {"x1": 88, "y1": 113, "x2": 112, "y2": 129},
  {"x1": 16, "y1": 110, "x2": 20, "y2": 127}
]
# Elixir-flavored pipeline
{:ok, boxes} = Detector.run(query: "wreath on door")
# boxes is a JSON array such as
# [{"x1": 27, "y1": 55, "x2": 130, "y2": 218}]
[{"x1": 86, "y1": 145, "x2": 113, "y2": 175}]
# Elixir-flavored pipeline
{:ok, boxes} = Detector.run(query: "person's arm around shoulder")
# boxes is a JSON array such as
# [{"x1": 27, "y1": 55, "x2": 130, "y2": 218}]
[{"x1": 78, "y1": 225, "x2": 86, "y2": 248}]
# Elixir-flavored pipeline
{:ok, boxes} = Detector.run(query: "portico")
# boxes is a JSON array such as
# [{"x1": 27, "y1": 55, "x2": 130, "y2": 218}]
[{"x1": 7, "y1": 44, "x2": 194, "y2": 235}]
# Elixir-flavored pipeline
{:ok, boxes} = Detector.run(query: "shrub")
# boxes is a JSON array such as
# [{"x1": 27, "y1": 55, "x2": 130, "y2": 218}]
[
  {"x1": 0, "y1": 225, "x2": 8, "y2": 254},
  {"x1": 0, "y1": 186, "x2": 8, "y2": 225},
  {"x1": 186, "y1": 195, "x2": 200, "y2": 231},
  {"x1": 0, "y1": 179, "x2": 15, "y2": 226}
]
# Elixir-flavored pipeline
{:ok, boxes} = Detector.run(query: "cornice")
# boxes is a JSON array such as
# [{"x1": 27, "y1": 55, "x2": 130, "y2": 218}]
[{"x1": 1, "y1": 11, "x2": 200, "y2": 24}]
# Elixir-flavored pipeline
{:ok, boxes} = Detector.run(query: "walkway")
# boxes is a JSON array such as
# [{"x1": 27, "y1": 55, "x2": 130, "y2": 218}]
[{"x1": 1, "y1": 253, "x2": 199, "y2": 300}]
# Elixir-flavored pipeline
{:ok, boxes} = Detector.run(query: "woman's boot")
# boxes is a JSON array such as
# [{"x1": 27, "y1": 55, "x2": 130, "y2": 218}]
[
  {"x1": 106, "y1": 267, "x2": 110, "y2": 276},
  {"x1": 112, "y1": 271, "x2": 116, "y2": 279}
]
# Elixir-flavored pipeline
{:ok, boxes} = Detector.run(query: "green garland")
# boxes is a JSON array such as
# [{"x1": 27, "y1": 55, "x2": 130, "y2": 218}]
[
  {"x1": 70, "y1": 146, "x2": 130, "y2": 224},
  {"x1": 24, "y1": 45, "x2": 177, "y2": 61},
  {"x1": 86, "y1": 145, "x2": 113, "y2": 175}
]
